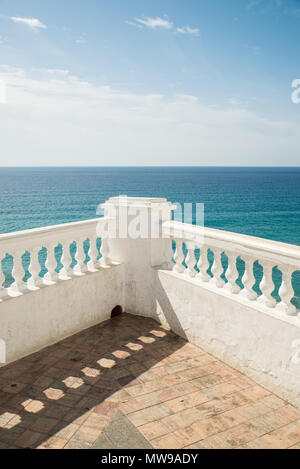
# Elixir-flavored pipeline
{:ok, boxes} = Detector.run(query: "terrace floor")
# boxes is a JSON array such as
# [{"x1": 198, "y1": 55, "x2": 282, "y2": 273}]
[{"x1": 0, "y1": 313, "x2": 300, "y2": 450}]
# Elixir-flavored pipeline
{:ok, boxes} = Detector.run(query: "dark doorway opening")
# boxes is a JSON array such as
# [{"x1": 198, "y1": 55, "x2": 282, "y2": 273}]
[{"x1": 111, "y1": 305, "x2": 123, "y2": 318}]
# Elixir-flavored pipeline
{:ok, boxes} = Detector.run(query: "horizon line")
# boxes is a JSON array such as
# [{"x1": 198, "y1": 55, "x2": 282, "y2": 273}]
[{"x1": 0, "y1": 165, "x2": 300, "y2": 169}]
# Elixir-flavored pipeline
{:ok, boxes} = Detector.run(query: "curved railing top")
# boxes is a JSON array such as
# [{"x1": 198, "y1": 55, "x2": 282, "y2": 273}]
[
  {"x1": 0, "y1": 217, "x2": 109, "y2": 251},
  {"x1": 162, "y1": 220, "x2": 300, "y2": 268}
]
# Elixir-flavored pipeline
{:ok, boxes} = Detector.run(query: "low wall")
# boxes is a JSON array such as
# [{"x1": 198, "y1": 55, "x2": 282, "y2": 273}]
[
  {"x1": 152, "y1": 269, "x2": 300, "y2": 408},
  {"x1": 0, "y1": 264, "x2": 124, "y2": 364}
]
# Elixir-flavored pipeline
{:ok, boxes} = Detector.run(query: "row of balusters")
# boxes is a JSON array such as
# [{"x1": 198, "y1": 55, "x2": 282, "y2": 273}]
[
  {"x1": 167, "y1": 239, "x2": 299, "y2": 316},
  {"x1": 0, "y1": 236, "x2": 109, "y2": 297}
]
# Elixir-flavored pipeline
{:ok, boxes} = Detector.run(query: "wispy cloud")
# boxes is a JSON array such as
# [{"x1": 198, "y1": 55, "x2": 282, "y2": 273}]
[
  {"x1": 10, "y1": 17, "x2": 47, "y2": 31},
  {"x1": 177, "y1": 26, "x2": 200, "y2": 36},
  {"x1": 126, "y1": 16, "x2": 200, "y2": 37},
  {"x1": 34, "y1": 68, "x2": 70, "y2": 76},
  {"x1": 0, "y1": 36, "x2": 8, "y2": 45},
  {"x1": 131, "y1": 17, "x2": 173, "y2": 29},
  {"x1": 75, "y1": 38, "x2": 86, "y2": 44}
]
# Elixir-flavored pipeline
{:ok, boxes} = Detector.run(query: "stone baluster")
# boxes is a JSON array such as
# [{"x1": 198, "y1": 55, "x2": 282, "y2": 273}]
[
  {"x1": 196, "y1": 246, "x2": 210, "y2": 282},
  {"x1": 10, "y1": 250, "x2": 25, "y2": 294},
  {"x1": 74, "y1": 238, "x2": 87, "y2": 275},
  {"x1": 0, "y1": 254, "x2": 6, "y2": 300},
  {"x1": 241, "y1": 256, "x2": 258, "y2": 300},
  {"x1": 224, "y1": 251, "x2": 240, "y2": 294},
  {"x1": 277, "y1": 264, "x2": 297, "y2": 316},
  {"x1": 173, "y1": 239, "x2": 185, "y2": 273},
  {"x1": 44, "y1": 243, "x2": 59, "y2": 283},
  {"x1": 185, "y1": 242, "x2": 197, "y2": 278},
  {"x1": 211, "y1": 248, "x2": 225, "y2": 288},
  {"x1": 100, "y1": 237, "x2": 110, "y2": 266},
  {"x1": 258, "y1": 259, "x2": 277, "y2": 308},
  {"x1": 28, "y1": 247, "x2": 42, "y2": 289},
  {"x1": 87, "y1": 235, "x2": 100, "y2": 272},
  {"x1": 60, "y1": 241, "x2": 73, "y2": 279}
]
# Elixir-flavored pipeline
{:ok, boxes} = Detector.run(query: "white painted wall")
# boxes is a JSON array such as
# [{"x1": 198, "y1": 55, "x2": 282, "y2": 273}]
[{"x1": 0, "y1": 264, "x2": 124, "y2": 364}]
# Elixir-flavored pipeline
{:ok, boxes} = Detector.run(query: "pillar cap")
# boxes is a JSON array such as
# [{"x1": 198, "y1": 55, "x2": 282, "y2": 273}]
[{"x1": 102, "y1": 196, "x2": 175, "y2": 210}]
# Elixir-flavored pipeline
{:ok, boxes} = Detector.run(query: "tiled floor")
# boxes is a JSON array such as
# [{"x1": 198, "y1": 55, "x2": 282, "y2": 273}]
[{"x1": 0, "y1": 313, "x2": 299, "y2": 450}]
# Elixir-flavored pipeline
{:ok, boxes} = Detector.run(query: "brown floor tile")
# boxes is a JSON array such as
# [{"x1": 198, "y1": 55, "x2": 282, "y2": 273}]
[
  {"x1": 151, "y1": 434, "x2": 182, "y2": 449},
  {"x1": 30, "y1": 416, "x2": 59, "y2": 434},
  {"x1": 171, "y1": 426, "x2": 204, "y2": 447},
  {"x1": 160, "y1": 408, "x2": 203, "y2": 432},
  {"x1": 128, "y1": 404, "x2": 172, "y2": 427},
  {"x1": 15, "y1": 429, "x2": 44, "y2": 449},
  {"x1": 260, "y1": 421, "x2": 300, "y2": 449},
  {"x1": 243, "y1": 410, "x2": 291, "y2": 437},
  {"x1": 164, "y1": 391, "x2": 208, "y2": 413},
  {"x1": 0, "y1": 425, "x2": 25, "y2": 445},
  {"x1": 139, "y1": 421, "x2": 169, "y2": 440},
  {"x1": 277, "y1": 405, "x2": 300, "y2": 422},
  {"x1": 37, "y1": 436, "x2": 67, "y2": 449},
  {"x1": 191, "y1": 417, "x2": 225, "y2": 439}
]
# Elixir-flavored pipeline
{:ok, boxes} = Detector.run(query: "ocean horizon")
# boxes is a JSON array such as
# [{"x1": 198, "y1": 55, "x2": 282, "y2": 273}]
[{"x1": 0, "y1": 166, "x2": 299, "y2": 242}]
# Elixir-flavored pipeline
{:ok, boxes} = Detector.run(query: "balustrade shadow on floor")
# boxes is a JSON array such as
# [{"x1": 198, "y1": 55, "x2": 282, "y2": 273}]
[
  {"x1": 0, "y1": 313, "x2": 300, "y2": 450},
  {"x1": 0, "y1": 314, "x2": 188, "y2": 449}
]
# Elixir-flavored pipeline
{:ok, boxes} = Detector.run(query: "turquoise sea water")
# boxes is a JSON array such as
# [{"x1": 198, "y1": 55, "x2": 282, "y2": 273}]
[{"x1": 0, "y1": 167, "x2": 299, "y2": 307}]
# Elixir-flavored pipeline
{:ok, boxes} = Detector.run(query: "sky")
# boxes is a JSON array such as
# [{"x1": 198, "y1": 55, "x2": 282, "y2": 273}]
[{"x1": 0, "y1": 0, "x2": 300, "y2": 166}]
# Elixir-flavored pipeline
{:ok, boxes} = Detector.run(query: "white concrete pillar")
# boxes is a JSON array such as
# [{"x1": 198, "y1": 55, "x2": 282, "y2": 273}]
[{"x1": 99, "y1": 197, "x2": 175, "y2": 317}]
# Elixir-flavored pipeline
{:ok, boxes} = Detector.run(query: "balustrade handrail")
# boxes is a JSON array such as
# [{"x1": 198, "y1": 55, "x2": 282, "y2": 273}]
[
  {"x1": 163, "y1": 220, "x2": 300, "y2": 316},
  {"x1": 0, "y1": 217, "x2": 109, "y2": 251},
  {"x1": 162, "y1": 220, "x2": 300, "y2": 268},
  {"x1": 0, "y1": 217, "x2": 112, "y2": 299}
]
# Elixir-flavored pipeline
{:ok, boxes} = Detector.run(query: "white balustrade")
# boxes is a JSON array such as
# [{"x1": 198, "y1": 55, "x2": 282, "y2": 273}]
[
  {"x1": 173, "y1": 239, "x2": 185, "y2": 273},
  {"x1": 185, "y1": 242, "x2": 197, "y2": 278},
  {"x1": 224, "y1": 251, "x2": 241, "y2": 294},
  {"x1": 0, "y1": 255, "x2": 5, "y2": 300},
  {"x1": 28, "y1": 247, "x2": 42, "y2": 290},
  {"x1": 196, "y1": 246, "x2": 211, "y2": 282},
  {"x1": 241, "y1": 256, "x2": 258, "y2": 301},
  {"x1": 74, "y1": 237, "x2": 87, "y2": 275},
  {"x1": 100, "y1": 237, "x2": 110, "y2": 266},
  {"x1": 162, "y1": 220, "x2": 300, "y2": 318},
  {"x1": 0, "y1": 211, "x2": 299, "y2": 320},
  {"x1": 277, "y1": 264, "x2": 297, "y2": 316},
  {"x1": 0, "y1": 218, "x2": 111, "y2": 300},
  {"x1": 10, "y1": 250, "x2": 25, "y2": 294},
  {"x1": 45, "y1": 243, "x2": 59, "y2": 284},
  {"x1": 211, "y1": 248, "x2": 226, "y2": 288},
  {"x1": 60, "y1": 241, "x2": 73, "y2": 279},
  {"x1": 258, "y1": 260, "x2": 277, "y2": 308},
  {"x1": 87, "y1": 235, "x2": 100, "y2": 272}
]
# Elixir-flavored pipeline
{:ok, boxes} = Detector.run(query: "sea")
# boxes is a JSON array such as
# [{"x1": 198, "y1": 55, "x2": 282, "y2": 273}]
[{"x1": 0, "y1": 167, "x2": 299, "y2": 307}]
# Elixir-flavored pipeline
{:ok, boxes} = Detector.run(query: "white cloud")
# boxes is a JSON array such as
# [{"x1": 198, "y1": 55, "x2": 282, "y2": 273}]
[
  {"x1": 134, "y1": 17, "x2": 173, "y2": 29},
  {"x1": 0, "y1": 65, "x2": 299, "y2": 166},
  {"x1": 34, "y1": 69, "x2": 70, "y2": 76},
  {"x1": 177, "y1": 26, "x2": 200, "y2": 36},
  {"x1": 127, "y1": 17, "x2": 200, "y2": 37},
  {"x1": 10, "y1": 17, "x2": 47, "y2": 31},
  {"x1": 75, "y1": 39, "x2": 86, "y2": 44},
  {"x1": 125, "y1": 20, "x2": 141, "y2": 28},
  {"x1": 0, "y1": 36, "x2": 8, "y2": 45}
]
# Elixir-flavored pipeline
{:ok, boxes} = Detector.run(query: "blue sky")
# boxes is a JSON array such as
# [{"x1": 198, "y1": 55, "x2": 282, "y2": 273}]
[{"x1": 0, "y1": 0, "x2": 299, "y2": 165}]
